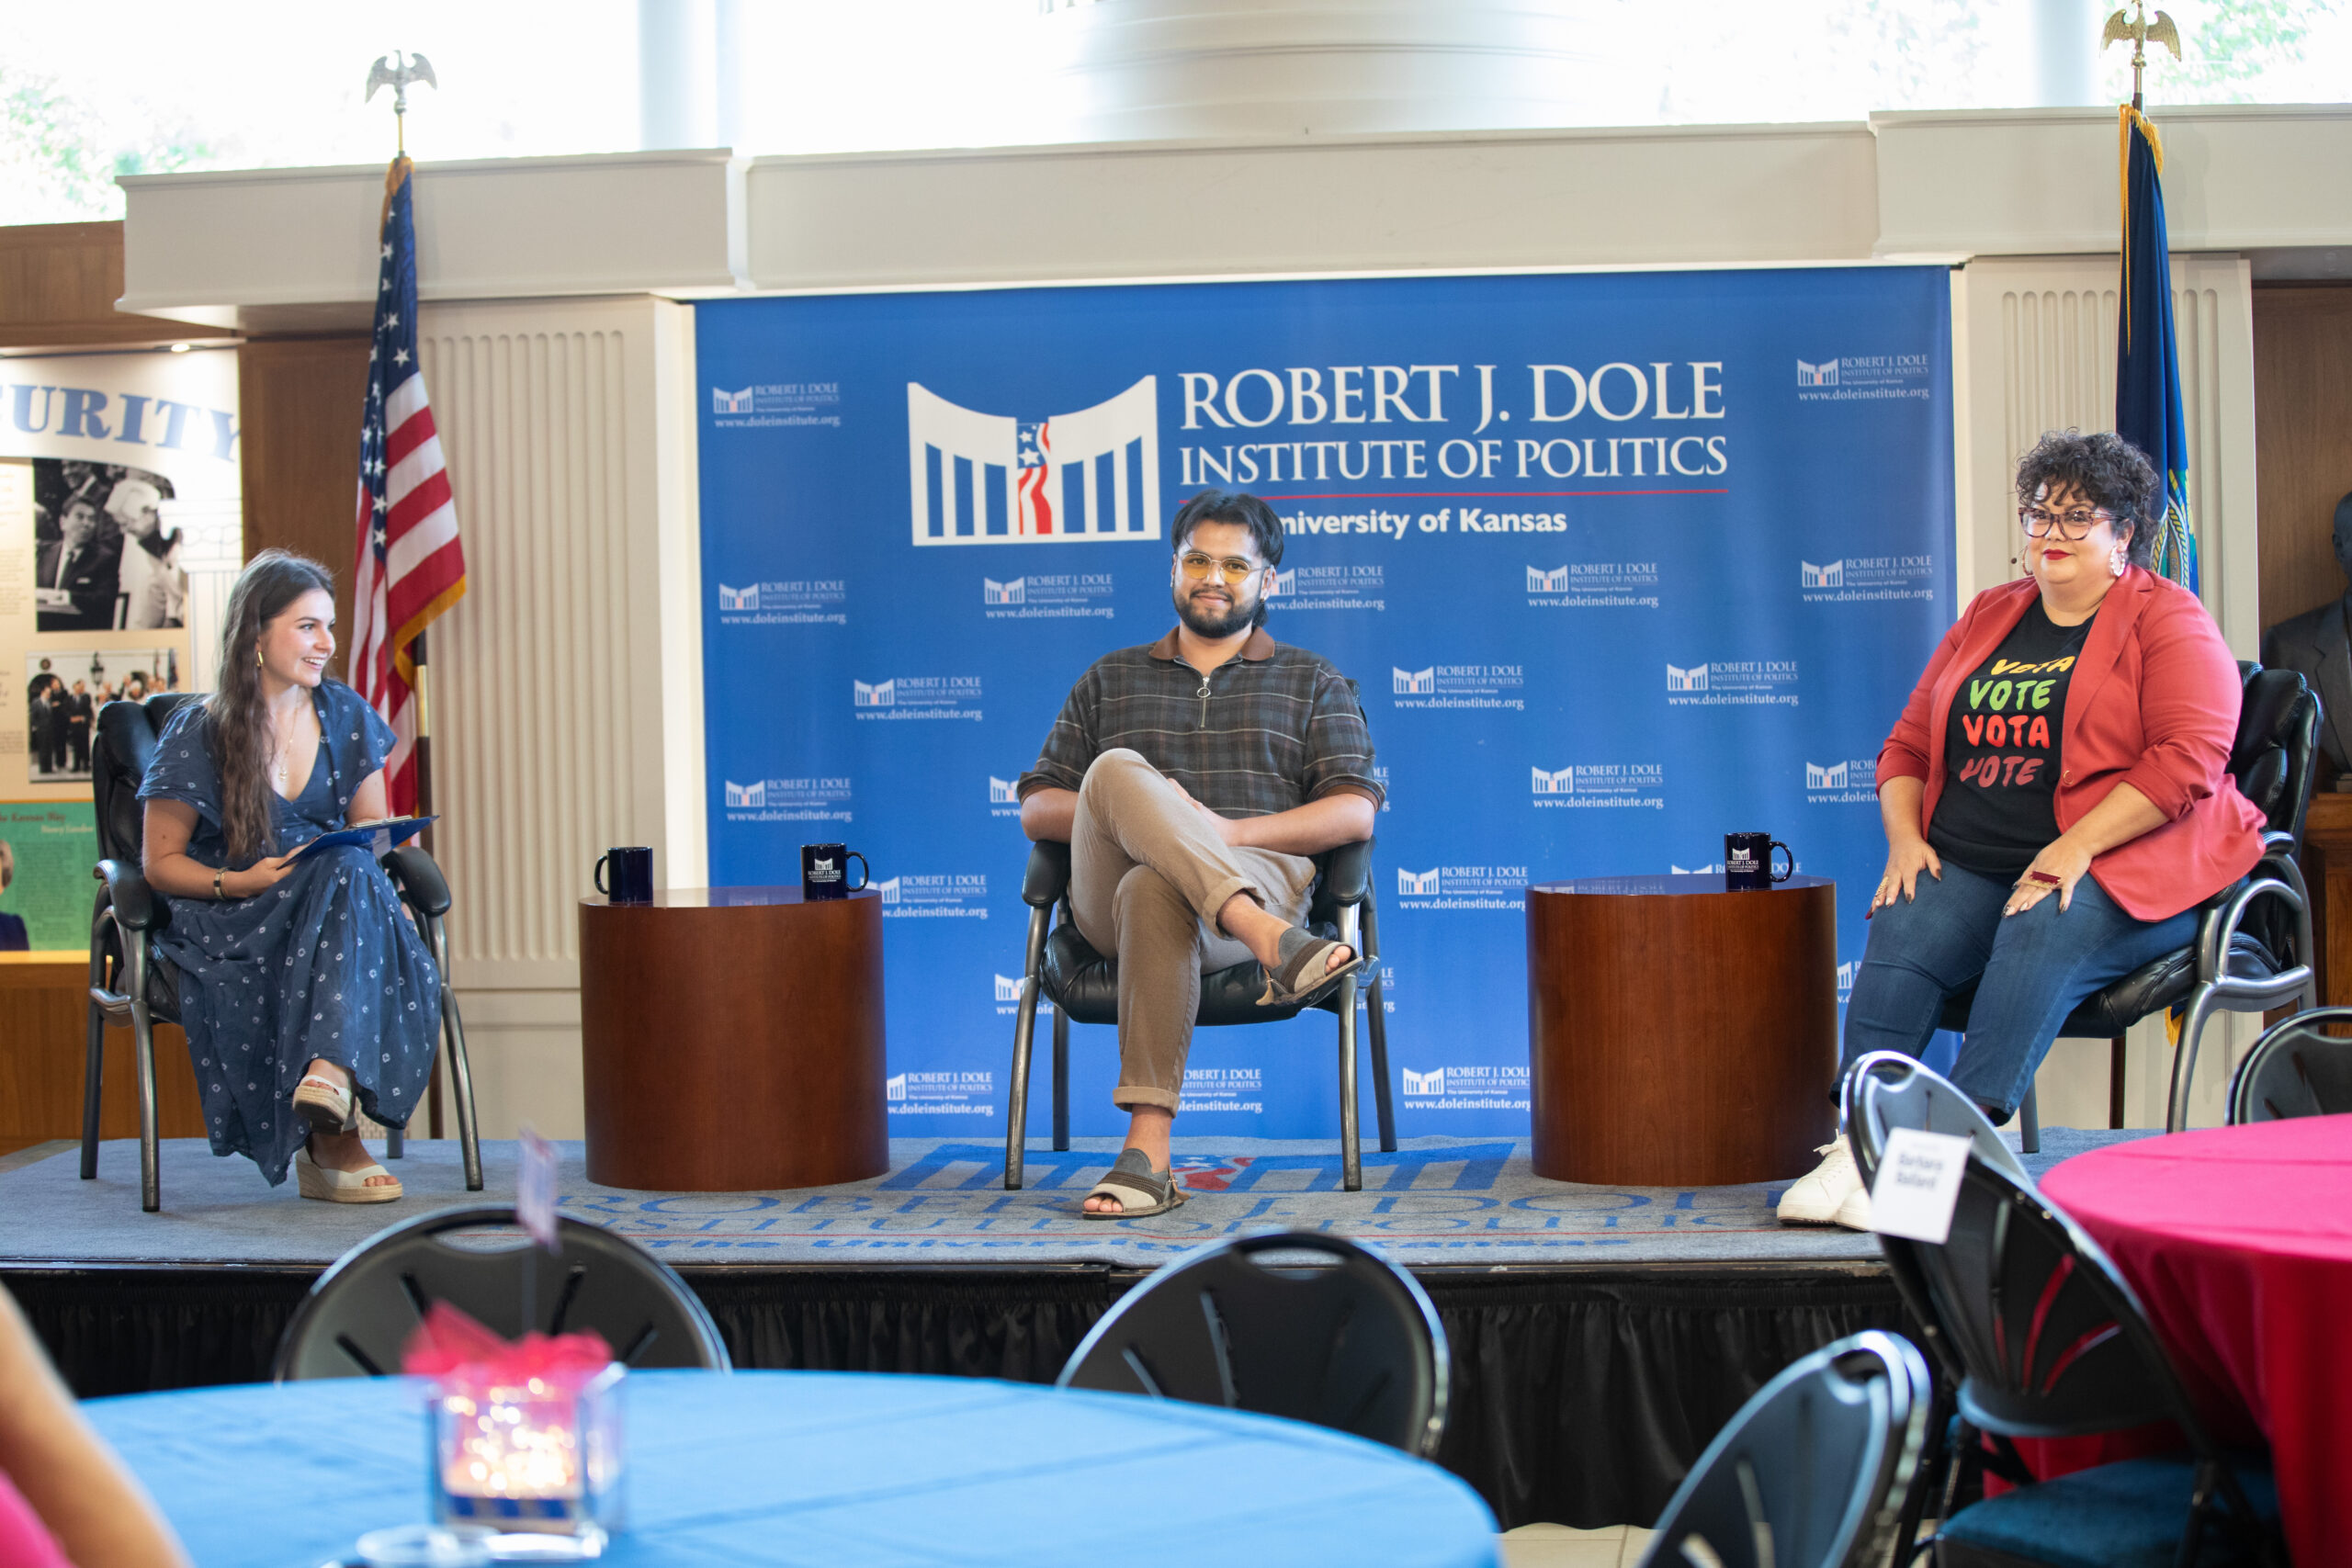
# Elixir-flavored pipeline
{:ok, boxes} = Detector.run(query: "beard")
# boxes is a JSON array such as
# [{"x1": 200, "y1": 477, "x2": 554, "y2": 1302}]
[{"x1": 1174, "y1": 580, "x2": 1259, "y2": 638}]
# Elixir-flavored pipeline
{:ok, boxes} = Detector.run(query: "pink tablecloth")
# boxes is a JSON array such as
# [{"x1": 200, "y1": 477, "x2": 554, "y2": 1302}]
[{"x1": 2040, "y1": 1115, "x2": 2352, "y2": 1567}]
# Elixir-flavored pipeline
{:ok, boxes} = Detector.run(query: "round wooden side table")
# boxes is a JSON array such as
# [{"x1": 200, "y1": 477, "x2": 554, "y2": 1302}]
[
  {"x1": 1527, "y1": 874, "x2": 1838, "y2": 1185},
  {"x1": 579, "y1": 887, "x2": 888, "y2": 1190}
]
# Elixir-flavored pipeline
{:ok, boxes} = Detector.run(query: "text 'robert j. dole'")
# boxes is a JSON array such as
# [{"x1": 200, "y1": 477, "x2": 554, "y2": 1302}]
[{"x1": 1175, "y1": 363, "x2": 1731, "y2": 487}]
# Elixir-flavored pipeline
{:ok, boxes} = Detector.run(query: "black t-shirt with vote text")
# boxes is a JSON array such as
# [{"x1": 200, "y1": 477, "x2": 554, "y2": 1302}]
[{"x1": 1927, "y1": 599, "x2": 2092, "y2": 878}]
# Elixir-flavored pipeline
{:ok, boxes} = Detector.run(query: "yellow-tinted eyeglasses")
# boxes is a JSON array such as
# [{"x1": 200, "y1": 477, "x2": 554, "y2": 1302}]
[{"x1": 1178, "y1": 552, "x2": 1262, "y2": 585}]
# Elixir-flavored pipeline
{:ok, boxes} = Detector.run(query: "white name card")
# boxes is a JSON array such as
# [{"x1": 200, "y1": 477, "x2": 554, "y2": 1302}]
[
  {"x1": 1868, "y1": 1128, "x2": 1973, "y2": 1244},
  {"x1": 518, "y1": 1126, "x2": 560, "y2": 1252}
]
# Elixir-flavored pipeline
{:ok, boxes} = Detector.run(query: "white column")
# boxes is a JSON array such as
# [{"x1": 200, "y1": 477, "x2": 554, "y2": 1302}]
[
  {"x1": 1036, "y1": 0, "x2": 1657, "y2": 143},
  {"x1": 2029, "y1": 0, "x2": 2101, "y2": 107},
  {"x1": 414, "y1": 294, "x2": 706, "y2": 1138},
  {"x1": 639, "y1": 0, "x2": 720, "y2": 150}
]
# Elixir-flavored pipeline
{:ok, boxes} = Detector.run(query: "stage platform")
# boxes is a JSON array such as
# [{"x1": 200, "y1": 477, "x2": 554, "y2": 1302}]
[{"x1": 1, "y1": 1129, "x2": 2150, "y2": 1529}]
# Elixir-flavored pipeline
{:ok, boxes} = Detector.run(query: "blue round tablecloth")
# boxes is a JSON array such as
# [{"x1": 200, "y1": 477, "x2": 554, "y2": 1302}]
[{"x1": 85, "y1": 1370, "x2": 1499, "y2": 1567}]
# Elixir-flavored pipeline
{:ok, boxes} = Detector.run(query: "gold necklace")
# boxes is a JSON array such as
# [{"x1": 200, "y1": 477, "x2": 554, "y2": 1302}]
[{"x1": 274, "y1": 705, "x2": 308, "y2": 789}]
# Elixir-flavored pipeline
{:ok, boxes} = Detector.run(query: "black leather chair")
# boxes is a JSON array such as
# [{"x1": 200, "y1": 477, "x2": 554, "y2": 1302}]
[
  {"x1": 1056, "y1": 1230, "x2": 1446, "y2": 1456},
  {"x1": 274, "y1": 1205, "x2": 730, "y2": 1380},
  {"x1": 1940, "y1": 663, "x2": 2320, "y2": 1147},
  {"x1": 1634, "y1": 1330, "x2": 1932, "y2": 1568},
  {"x1": 1002, "y1": 836, "x2": 1392, "y2": 1191},
  {"x1": 2226, "y1": 1004, "x2": 2352, "y2": 1124},
  {"x1": 84, "y1": 693, "x2": 482, "y2": 1212}
]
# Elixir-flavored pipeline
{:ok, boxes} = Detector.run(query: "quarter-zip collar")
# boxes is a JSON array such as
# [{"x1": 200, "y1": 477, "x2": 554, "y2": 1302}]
[
  {"x1": 1149, "y1": 624, "x2": 1277, "y2": 731},
  {"x1": 1147, "y1": 625, "x2": 1278, "y2": 665}
]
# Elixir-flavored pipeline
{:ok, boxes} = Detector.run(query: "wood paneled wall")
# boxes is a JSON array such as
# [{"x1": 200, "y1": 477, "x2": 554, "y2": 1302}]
[
  {"x1": 237, "y1": 337, "x2": 373, "y2": 671},
  {"x1": 0, "y1": 223, "x2": 229, "y2": 1150},
  {"x1": 2255, "y1": 285, "x2": 2352, "y2": 634},
  {"x1": 0, "y1": 222, "x2": 234, "y2": 352},
  {"x1": 0, "y1": 971, "x2": 202, "y2": 1154}
]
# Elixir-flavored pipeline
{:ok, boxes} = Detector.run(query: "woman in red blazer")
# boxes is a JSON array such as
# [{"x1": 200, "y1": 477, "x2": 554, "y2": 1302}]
[{"x1": 1781, "y1": 431, "x2": 2265, "y2": 1229}]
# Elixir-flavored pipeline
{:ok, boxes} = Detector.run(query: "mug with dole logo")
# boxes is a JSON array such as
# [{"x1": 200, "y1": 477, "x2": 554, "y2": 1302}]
[
  {"x1": 1724, "y1": 831, "x2": 1793, "y2": 890},
  {"x1": 800, "y1": 843, "x2": 871, "y2": 901}
]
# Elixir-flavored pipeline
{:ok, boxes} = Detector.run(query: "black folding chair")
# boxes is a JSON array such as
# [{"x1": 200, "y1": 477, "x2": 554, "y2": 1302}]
[
  {"x1": 1004, "y1": 835, "x2": 1393, "y2": 1190},
  {"x1": 275, "y1": 1205, "x2": 730, "y2": 1381},
  {"x1": 1887, "y1": 1156, "x2": 2279, "y2": 1567},
  {"x1": 1939, "y1": 663, "x2": 2318, "y2": 1148},
  {"x1": 83, "y1": 693, "x2": 481, "y2": 1211},
  {"x1": 1840, "y1": 1052, "x2": 2032, "y2": 1565},
  {"x1": 1057, "y1": 1230, "x2": 1447, "y2": 1457},
  {"x1": 2226, "y1": 1005, "x2": 2352, "y2": 1124},
  {"x1": 1845, "y1": 1051, "x2": 2032, "y2": 1193},
  {"x1": 1632, "y1": 1330, "x2": 1932, "y2": 1568}
]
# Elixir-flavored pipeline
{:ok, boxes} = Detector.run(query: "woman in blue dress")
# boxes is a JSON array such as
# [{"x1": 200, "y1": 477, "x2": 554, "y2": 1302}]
[{"x1": 136, "y1": 550, "x2": 442, "y2": 1201}]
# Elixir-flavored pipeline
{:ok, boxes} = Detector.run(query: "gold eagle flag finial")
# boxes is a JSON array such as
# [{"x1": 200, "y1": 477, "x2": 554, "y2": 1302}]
[{"x1": 2102, "y1": 3, "x2": 2182, "y2": 110}]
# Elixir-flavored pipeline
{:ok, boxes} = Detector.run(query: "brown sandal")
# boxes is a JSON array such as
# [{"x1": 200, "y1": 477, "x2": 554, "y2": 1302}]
[
  {"x1": 1257, "y1": 928, "x2": 1366, "y2": 1009},
  {"x1": 1080, "y1": 1148, "x2": 1187, "y2": 1220}
]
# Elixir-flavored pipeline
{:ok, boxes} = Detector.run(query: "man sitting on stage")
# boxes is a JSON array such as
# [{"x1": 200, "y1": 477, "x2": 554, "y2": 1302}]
[{"x1": 1017, "y1": 490, "x2": 1381, "y2": 1219}]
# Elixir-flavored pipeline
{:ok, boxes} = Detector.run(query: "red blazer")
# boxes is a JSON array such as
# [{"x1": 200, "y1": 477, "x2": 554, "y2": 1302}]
[{"x1": 1877, "y1": 568, "x2": 2265, "y2": 922}]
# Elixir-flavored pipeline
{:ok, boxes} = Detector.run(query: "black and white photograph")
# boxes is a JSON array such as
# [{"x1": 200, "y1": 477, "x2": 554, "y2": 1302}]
[
  {"x1": 24, "y1": 649, "x2": 179, "y2": 784},
  {"x1": 30, "y1": 458, "x2": 188, "y2": 632}
]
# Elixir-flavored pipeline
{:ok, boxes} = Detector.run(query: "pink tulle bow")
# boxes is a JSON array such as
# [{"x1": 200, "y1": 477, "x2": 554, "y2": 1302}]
[{"x1": 400, "y1": 1300, "x2": 614, "y2": 1389}]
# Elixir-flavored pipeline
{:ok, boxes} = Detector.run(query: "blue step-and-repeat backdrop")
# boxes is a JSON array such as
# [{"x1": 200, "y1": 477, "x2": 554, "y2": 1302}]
[{"x1": 694, "y1": 266, "x2": 1956, "y2": 1139}]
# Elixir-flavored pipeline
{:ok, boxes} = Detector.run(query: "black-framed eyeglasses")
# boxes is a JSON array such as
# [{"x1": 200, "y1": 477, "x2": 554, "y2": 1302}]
[
  {"x1": 2018, "y1": 504, "x2": 2114, "y2": 541},
  {"x1": 1178, "y1": 552, "x2": 1264, "y2": 585}
]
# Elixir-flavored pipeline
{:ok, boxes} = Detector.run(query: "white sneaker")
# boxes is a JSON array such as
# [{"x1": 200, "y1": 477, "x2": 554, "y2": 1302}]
[
  {"x1": 1777, "y1": 1136, "x2": 1863, "y2": 1225},
  {"x1": 1831, "y1": 1180, "x2": 1872, "y2": 1232}
]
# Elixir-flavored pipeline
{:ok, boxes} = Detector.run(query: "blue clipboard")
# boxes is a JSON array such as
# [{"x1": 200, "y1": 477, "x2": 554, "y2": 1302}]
[{"x1": 289, "y1": 815, "x2": 436, "y2": 863}]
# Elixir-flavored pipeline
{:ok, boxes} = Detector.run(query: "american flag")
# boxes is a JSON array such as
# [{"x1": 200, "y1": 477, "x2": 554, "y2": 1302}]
[
  {"x1": 1014, "y1": 419, "x2": 1055, "y2": 535},
  {"x1": 351, "y1": 155, "x2": 466, "y2": 814}
]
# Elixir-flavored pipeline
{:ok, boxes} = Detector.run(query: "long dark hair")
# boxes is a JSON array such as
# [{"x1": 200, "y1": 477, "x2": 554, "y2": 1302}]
[{"x1": 209, "y1": 549, "x2": 335, "y2": 862}]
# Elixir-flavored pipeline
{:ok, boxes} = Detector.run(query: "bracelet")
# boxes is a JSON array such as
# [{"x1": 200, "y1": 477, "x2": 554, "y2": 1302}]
[{"x1": 214, "y1": 867, "x2": 225, "y2": 899}]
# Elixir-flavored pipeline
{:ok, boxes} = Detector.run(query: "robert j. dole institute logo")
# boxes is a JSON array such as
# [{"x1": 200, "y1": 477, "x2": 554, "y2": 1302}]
[
  {"x1": 1395, "y1": 864, "x2": 1525, "y2": 910},
  {"x1": 1532, "y1": 763, "x2": 1664, "y2": 809},
  {"x1": 854, "y1": 677, "x2": 983, "y2": 721},
  {"x1": 1667, "y1": 659, "x2": 1798, "y2": 706},
  {"x1": 1401, "y1": 1064, "x2": 1530, "y2": 1109},
  {"x1": 722, "y1": 777, "x2": 852, "y2": 821},
  {"x1": 906, "y1": 378, "x2": 1161, "y2": 547},
  {"x1": 1806, "y1": 758, "x2": 1877, "y2": 804}
]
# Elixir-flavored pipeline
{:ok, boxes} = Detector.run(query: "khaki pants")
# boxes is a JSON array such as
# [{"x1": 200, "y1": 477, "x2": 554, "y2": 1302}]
[{"x1": 1069, "y1": 749, "x2": 1318, "y2": 1112}]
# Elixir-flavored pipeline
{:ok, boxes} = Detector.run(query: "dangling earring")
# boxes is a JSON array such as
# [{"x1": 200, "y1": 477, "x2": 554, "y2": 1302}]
[
  {"x1": 2109, "y1": 542, "x2": 2128, "y2": 577},
  {"x1": 255, "y1": 649, "x2": 264, "y2": 668}
]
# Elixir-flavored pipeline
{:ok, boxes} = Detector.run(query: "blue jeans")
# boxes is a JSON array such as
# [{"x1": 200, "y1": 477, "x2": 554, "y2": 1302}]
[{"x1": 1840, "y1": 861, "x2": 2197, "y2": 1122}]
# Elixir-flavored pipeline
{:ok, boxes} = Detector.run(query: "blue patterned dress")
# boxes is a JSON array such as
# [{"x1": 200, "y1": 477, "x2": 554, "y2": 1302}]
[{"x1": 136, "y1": 680, "x2": 442, "y2": 1186}]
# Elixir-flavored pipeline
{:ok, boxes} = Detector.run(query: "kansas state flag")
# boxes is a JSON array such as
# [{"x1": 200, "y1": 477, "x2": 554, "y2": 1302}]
[{"x1": 2116, "y1": 106, "x2": 2196, "y2": 592}]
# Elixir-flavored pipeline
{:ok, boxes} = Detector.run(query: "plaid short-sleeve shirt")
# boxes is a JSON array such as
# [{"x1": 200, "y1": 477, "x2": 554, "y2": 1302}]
[{"x1": 1017, "y1": 626, "x2": 1384, "y2": 817}]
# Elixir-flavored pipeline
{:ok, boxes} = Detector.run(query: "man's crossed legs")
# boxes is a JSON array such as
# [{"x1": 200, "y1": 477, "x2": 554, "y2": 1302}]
[{"x1": 1066, "y1": 750, "x2": 1354, "y2": 1214}]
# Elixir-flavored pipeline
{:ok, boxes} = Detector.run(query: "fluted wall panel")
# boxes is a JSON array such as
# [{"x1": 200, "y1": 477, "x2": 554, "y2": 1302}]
[
  {"x1": 417, "y1": 324, "x2": 639, "y2": 974},
  {"x1": 1961, "y1": 252, "x2": 2258, "y2": 1134},
  {"x1": 1977, "y1": 262, "x2": 2246, "y2": 638},
  {"x1": 396, "y1": 296, "x2": 703, "y2": 1136}
]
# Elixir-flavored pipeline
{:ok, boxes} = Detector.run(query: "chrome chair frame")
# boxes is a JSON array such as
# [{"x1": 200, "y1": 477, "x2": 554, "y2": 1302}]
[{"x1": 1003, "y1": 836, "x2": 1392, "y2": 1191}]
